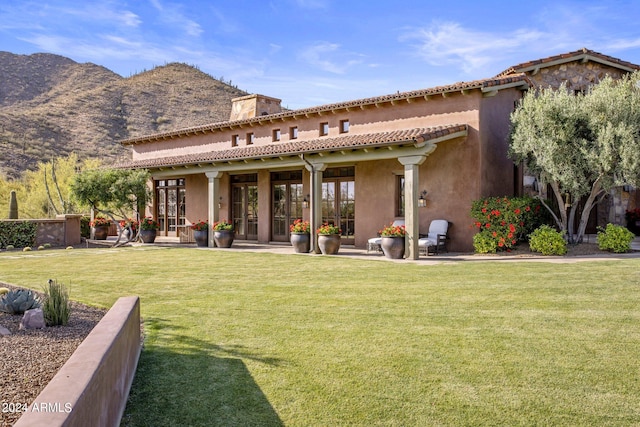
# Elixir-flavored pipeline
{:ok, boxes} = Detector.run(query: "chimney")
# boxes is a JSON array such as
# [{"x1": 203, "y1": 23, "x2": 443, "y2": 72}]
[{"x1": 230, "y1": 94, "x2": 282, "y2": 121}]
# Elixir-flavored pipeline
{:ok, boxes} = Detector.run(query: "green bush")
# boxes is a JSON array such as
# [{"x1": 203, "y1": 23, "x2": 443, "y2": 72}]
[
  {"x1": 597, "y1": 223, "x2": 634, "y2": 253},
  {"x1": 471, "y1": 196, "x2": 547, "y2": 252},
  {"x1": 473, "y1": 230, "x2": 498, "y2": 254},
  {"x1": 0, "y1": 221, "x2": 37, "y2": 249},
  {"x1": 529, "y1": 225, "x2": 567, "y2": 255},
  {"x1": 42, "y1": 279, "x2": 70, "y2": 326},
  {"x1": 81, "y1": 216, "x2": 91, "y2": 238}
]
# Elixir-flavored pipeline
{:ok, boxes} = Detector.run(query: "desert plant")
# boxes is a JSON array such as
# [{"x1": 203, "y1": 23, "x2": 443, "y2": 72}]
[
  {"x1": 0, "y1": 287, "x2": 9, "y2": 296},
  {"x1": 597, "y1": 223, "x2": 635, "y2": 253},
  {"x1": 529, "y1": 225, "x2": 567, "y2": 255},
  {"x1": 0, "y1": 288, "x2": 41, "y2": 314},
  {"x1": 8, "y1": 190, "x2": 18, "y2": 219},
  {"x1": 5, "y1": 245, "x2": 14, "y2": 251},
  {"x1": 22, "y1": 247, "x2": 32, "y2": 252},
  {"x1": 42, "y1": 279, "x2": 70, "y2": 326}
]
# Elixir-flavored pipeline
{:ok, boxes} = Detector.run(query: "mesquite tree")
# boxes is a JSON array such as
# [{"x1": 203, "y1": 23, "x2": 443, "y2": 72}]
[
  {"x1": 71, "y1": 168, "x2": 150, "y2": 246},
  {"x1": 509, "y1": 71, "x2": 640, "y2": 244}
]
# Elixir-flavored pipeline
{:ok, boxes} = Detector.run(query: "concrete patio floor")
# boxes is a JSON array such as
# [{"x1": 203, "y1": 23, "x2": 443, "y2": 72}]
[{"x1": 134, "y1": 236, "x2": 640, "y2": 265}]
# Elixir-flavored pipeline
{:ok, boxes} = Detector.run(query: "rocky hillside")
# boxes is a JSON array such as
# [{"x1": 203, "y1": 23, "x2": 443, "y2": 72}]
[{"x1": 0, "y1": 52, "x2": 249, "y2": 178}]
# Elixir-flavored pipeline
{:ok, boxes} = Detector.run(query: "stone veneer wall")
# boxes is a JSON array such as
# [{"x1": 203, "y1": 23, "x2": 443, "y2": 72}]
[
  {"x1": 1, "y1": 215, "x2": 81, "y2": 247},
  {"x1": 527, "y1": 62, "x2": 627, "y2": 91}
]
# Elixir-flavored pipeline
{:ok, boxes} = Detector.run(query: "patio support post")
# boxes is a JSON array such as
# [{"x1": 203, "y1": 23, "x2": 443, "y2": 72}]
[
  {"x1": 398, "y1": 155, "x2": 426, "y2": 260},
  {"x1": 206, "y1": 171, "x2": 223, "y2": 248},
  {"x1": 306, "y1": 162, "x2": 326, "y2": 253}
]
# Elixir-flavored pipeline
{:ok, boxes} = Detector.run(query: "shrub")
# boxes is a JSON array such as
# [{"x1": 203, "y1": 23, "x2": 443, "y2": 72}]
[
  {"x1": 529, "y1": 225, "x2": 567, "y2": 255},
  {"x1": 22, "y1": 247, "x2": 32, "y2": 252},
  {"x1": 42, "y1": 279, "x2": 70, "y2": 326},
  {"x1": 473, "y1": 230, "x2": 498, "y2": 254},
  {"x1": 597, "y1": 223, "x2": 634, "y2": 253},
  {"x1": 471, "y1": 196, "x2": 547, "y2": 252},
  {"x1": 0, "y1": 221, "x2": 37, "y2": 249},
  {"x1": 0, "y1": 287, "x2": 9, "y2": 296},
  {"x1": 80, "y1": 216, "x2": 91, "y2": 238},
  {"x1": 5, "y1": 245, "x2": 15, "y2": 251}
]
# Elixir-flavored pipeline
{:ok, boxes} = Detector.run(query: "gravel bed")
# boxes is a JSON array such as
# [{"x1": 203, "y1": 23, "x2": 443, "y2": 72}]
[{"x1": 0, "y1": 284, "x2": 106, "y2": 427}]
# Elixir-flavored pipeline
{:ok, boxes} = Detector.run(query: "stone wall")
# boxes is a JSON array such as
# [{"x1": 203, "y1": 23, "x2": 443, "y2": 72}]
[
  {"x1": 1, "y1": 215, "x2": 82, "y2": 247},
  {"x1": 527, "y1": 62, "x2": 627, "y2": 91}
]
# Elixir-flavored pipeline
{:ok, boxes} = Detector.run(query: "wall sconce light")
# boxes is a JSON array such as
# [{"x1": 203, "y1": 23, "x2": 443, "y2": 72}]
[
  {"x1": 218, "y1": 196, "x2": 223, "y2": 209},
  {"x1": 302, "y1": 194, "x2": 310, "y2": 209},
  {"x1": 418, "y1": 190, "x2": 428, "y2": 208}
]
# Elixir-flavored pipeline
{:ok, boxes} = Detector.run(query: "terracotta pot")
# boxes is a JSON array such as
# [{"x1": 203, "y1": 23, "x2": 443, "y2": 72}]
[
  {"x1": 213, "y1": 229, "x2": 234, "y2": 248},
  {"x1": 381, "y1": 236, "x2": 405, "y2": 259},
  {"x1": 140, "y1": 229, "x2": 157, "y2": 243},
  {"x1": 290, "y1": 233, "x2": 310, "y2": 253},
  {"x1": 93, "y1": 225, "x2": 109, "y2": 240},
  {"x1": 193, "y1": 230, "x2": 208, "y2": 247},
  {"x1": 317, "y1": 234, "x2": 341, "y2": 255}
]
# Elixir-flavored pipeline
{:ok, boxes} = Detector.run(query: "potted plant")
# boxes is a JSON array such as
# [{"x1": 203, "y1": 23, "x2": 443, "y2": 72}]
[
  {"x1": 625, "y1": 208, "x2": 640, "y2": 235},
  {"x1": 139, "y1": 217, "x2": 160, "y2": 243},
  {"x1": 289, "y1": 219, "x2": 310, "y2": 253},
  {"x1": 379, "y1": 222, "x2": 406, "y2": 259},
  {"x1": 212, "y1": 220, "x2": 234, "y2": 248},
  {"x1": 90, "y1": 216, "x2": 111, "y2": 240},
  {"x1": 190, "y1": 220, "x2": 209, "y2": 247},
  {"x1": 316, "y1": 223, "x2": 341, "y2": 255}
]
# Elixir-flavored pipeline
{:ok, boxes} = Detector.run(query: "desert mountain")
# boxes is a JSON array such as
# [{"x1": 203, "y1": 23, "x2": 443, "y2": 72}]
[{"x1": 0, "y1": 52, "x2": 249, "y2": 179}]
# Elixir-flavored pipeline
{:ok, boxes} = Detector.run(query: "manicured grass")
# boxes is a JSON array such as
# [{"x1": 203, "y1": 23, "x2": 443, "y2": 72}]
[{"x1": 1, "y1": 247, "x2": 640, "y2": 426}]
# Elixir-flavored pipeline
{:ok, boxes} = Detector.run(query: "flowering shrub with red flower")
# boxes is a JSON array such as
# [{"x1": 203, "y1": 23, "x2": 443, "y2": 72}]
[
  {"x1": 290, "y1": 219, "x2": 310, "y2": 234},
  {"x1": 89, "y1": 217, "x2": 111, "y2": 227},
  {"x1": 212, "y1": 220, "x2": 233, "y2": 231},
  {"x1": 119, "y1": 218, "x2": 138, "y2": 230},
  {"x1": 140, "y1": 217, "x2": 160, "y2": 230},
  {"x1": 379, "y1": 223, "x2": 406, "y2": 237},
  {"x1": 470, "y1": 196, "x2": 547, "y2": 253},
  {"x1": 190, "y1": 220, "x2": 208, "y2": 231},
  {"x1": 316, "y1": 223, "x2": 341, "y2": 235}
]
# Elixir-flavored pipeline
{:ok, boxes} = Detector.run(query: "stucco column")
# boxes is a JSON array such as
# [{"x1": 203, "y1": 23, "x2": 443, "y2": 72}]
[
  {"x1": 306, "y1": 162, "x2": 326, "y2": 253},
  {"x1": 206, "y1": 171, "x2": 222, "y2": 247},
  {"x1": 398, "y1": 156, "x2": 426, "y2": 260}
]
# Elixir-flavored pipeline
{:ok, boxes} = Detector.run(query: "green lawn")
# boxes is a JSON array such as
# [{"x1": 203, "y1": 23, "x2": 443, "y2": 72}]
[{"x1": 1, "y1": 246, "x2": 639, "y2": 426}]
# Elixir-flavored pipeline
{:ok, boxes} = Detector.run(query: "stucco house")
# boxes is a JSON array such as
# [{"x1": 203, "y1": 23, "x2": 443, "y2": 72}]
[{"x1": 118, "y1": 48, "x2": 640, "y2": 258}]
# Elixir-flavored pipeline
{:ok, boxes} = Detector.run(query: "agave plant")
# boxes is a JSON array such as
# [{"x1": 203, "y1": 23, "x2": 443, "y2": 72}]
[{"x1": 0, "y1": 288, "x2": 41, "y2": 314}]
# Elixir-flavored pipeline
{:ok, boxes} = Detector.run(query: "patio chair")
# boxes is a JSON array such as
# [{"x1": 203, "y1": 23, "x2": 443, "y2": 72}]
[
  {"x1": 418, "y1": 220, "x2": 450, "y2": 256},
  {"x1": 367, "y1": 219, "x2": 404, "y2": 253}
]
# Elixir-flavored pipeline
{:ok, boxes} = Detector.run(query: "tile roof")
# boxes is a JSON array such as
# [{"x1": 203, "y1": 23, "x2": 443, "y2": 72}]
[
  {"x1": 496, "y1": 48, "x2": 640, "y2": 77},
  {"x1": 120, "y1": 74, "x2": 526, "y2": 146},
  {"x1": 117, "y1": 124, "x2": 467, "y2": 170}
]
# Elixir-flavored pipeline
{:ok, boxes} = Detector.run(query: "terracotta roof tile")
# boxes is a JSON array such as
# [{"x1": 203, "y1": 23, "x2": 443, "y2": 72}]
[
  {"x1": 496, "y1": 48, "x2": 640, "y2": 77},
  {"x1": 117, "y1": 124, "x2": 467, "y2": 169},
  {"x1": 120, "y1": 74, "x2": 525, "y2": 146}
]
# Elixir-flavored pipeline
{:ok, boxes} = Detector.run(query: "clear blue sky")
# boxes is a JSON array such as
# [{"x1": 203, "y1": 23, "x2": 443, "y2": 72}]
[{"x1": 1, "y1": 0, "x2": 640, "y2": 109}]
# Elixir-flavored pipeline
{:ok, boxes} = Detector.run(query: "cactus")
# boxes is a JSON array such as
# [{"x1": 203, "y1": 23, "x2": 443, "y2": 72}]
[
  {"x1": 8, "y1": 190, "x2": 18, "y2": 219},
  {"x1": 0, "y1": 288, "x2": 41, "y2": 314}
]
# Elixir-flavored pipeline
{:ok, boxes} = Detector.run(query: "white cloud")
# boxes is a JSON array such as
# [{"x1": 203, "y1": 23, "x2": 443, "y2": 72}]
[
  {"x1": 148, "y1": 0, "x2": 203, "y2": 37},
  {"x1": 298, "y1": 42, "x2": 365, "y2": 74},
  {"x1": 401, "y1": 22, "x2": 547, "y2": 74}
]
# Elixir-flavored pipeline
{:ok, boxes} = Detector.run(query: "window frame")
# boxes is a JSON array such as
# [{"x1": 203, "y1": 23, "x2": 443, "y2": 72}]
[
  {"x1": 320, "y1": 122, "x2": 329, "y2": 136},
  {"x1": 340, "y1": 119, "x2": 350, "y2": 134}
]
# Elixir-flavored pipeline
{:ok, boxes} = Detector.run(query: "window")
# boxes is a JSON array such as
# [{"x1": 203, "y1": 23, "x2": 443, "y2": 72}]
[
  {"x1": 231, "y1": 134, "x2": 239, "y2": 147},
  {"x1": 246, "y1": 132, "x2": 255, "y2": 145},
  {"x1": 290, "y1": 126, "x2": 298, "y2": 139},
  {"x1": 320, "y1": 122, "x2": 329, "y2": 136},
  {"x1": 396, "y1": 175, "x2": 405, "y2": 217},
  {"x1": 273, "y1": 129, "x2": 281, "y2": 142},
  {"x1": 340, "y1": 119, "x2": 350, "y2": 133}
]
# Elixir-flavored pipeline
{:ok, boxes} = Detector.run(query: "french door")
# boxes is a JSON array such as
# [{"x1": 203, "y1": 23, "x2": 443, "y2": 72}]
[
  {"x1": 155, "y1": 178, "x2": 185, "y2": 236},
  {"x1": 232, "y1": 175, "x2": 258, "y2": 240},
  {"x1": 272, "y1": 171, "x2": 304, "y2": 241},
  {"x1": 322, "y1": 167, "x2": 355, "y2": 244}
]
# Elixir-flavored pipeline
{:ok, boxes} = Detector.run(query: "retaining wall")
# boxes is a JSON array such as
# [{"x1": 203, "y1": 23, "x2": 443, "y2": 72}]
[{"x1": 14, "y1": 296, "x2": 142, "y2": 427}]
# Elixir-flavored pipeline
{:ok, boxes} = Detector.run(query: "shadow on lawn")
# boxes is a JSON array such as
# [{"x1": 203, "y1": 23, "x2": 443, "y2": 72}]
[{"x1": 121, "y1": 318, "x2": 284, "y2": 427}]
